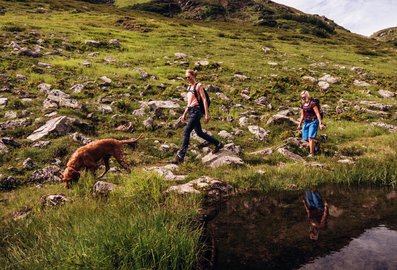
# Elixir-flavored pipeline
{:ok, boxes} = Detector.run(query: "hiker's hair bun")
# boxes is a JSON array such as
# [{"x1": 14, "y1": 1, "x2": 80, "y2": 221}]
[{"x1": 186, "y1": 69, "x2": 197, "y2": 77}]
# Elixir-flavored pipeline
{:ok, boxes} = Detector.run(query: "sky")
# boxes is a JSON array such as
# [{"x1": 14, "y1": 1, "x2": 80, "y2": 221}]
[{"x1": 271, "y1": 0, "x2": 397, "y2": 36}]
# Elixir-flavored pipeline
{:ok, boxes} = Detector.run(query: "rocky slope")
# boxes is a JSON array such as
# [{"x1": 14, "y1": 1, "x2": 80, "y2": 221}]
[{"x1": 371, "y1": 26, "x2": 397, "y2": 43}]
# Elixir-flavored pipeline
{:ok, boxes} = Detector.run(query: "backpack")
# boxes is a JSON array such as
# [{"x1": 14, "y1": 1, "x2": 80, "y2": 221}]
[
  {"x1": 192, "y1": 83, "x2": 211, "y2": 114},
  {"x1": 311, "y1": 98, "x2": 324, "y2": 119}
]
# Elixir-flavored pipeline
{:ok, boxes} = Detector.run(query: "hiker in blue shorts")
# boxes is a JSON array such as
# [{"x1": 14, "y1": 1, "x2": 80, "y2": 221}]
[{"x1": 297, "y1": 91, "x2": 325, "y2": 157}]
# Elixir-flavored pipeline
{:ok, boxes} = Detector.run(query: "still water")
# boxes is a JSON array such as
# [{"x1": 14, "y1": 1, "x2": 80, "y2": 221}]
[{"x1": 204, "y1": 186, "x2": 397, "y2": 270}]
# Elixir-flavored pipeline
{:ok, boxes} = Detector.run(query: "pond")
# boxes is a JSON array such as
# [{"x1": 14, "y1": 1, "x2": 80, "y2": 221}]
[{"x1": 203, "y1": 186, "x2": 397, "y2": 270}]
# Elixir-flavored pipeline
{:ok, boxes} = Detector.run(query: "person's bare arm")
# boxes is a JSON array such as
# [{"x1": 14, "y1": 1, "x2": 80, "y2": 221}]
[
  {"x1": 313, "y1": 106, "x2": 325, "y2": 130},
  {"x1": 298, "y1": 109, "x2": 304, "y2": 129}
]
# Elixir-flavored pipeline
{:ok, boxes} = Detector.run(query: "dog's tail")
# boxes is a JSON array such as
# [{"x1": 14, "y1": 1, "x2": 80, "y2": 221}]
[{"x1": 120, "y1": 134, "x2": 143, "y2": 145}]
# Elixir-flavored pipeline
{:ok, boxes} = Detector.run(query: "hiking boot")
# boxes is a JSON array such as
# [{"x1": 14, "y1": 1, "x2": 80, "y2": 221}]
[
  {"x1": 169, "y1": 155, "x2": 184, "y2": 165},
  {"x1": 212, "y1": 142, "x2": 224, "y2": 154}
]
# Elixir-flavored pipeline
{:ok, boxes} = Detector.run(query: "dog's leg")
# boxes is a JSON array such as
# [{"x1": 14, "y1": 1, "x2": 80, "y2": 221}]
[
  {"x1": 98, "y1": 155, "x2": 111, "y2": 178},
  {"x1": 114, "y1": 151, "x2": 131, "y2": 173}
]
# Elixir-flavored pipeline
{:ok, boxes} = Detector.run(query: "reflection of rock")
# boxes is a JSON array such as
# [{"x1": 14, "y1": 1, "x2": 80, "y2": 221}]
[
  {"x1": 329, "y1": 205, "x2": 344, "y2": 217},
  {"x1": 386, "y1": 191, "x2": 397, "y2": 200}
]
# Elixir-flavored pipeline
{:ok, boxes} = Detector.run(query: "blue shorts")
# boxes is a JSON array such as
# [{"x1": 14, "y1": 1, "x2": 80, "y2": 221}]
[
  {"x1": 305, "y1": 191, "x2": 324, "y2": 211},
  {"x1": 302, "y1": 119, "x2": 319, "y2": 141}
]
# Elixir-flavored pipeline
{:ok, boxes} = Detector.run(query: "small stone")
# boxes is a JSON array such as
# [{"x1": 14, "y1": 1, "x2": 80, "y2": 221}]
[
  {"x1": 174, "y1": 52, "x2": 187, "y2": 60},
  {"x1": 353, "y1": 80, "x2": 371, "y2": 87},
  {"x1": 70, "y1": 84, "x2": 84, "y2": 93},
  {"x1": 85, "y1": 40, "x2": 101, "y2": 46},
  {"x1": 99, "y1": 76, "x2": 112, "y2": 85},
  {"x1": 37, "y1": 62, "x2": 52, "y2": 69},
  {"x1": 23, "y1": 158, "x2": 34, "y2": 169},
  {"x1": 109, "y1": 39, "x2": 120, "y2": 46},
  {"x1": 248, "y1": 125, "x2": 269, "y2": 140},
  {"x1": 92, "y1": 181, "x2": 115, "y2": 197},
  {"x1": 318, "y1": 81, "x2": 330, "y2": 91},
  {"x1": 4, "y1": 111, "x2": 17, "y2": 119},
  {"x1": 98, "y1": 105, "x2": 113, "y2": 114},
  {"x1": 41, "y1": 194, "x2": 68, "y2": 209},
  {"x1": 378, "y1": 90, "x2": 394, "y2": 98}
]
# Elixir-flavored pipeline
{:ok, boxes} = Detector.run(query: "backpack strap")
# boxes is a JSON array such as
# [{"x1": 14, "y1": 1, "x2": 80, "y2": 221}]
[{"x1": 192, "y1": 82, "x2": 200, "y2": 102}]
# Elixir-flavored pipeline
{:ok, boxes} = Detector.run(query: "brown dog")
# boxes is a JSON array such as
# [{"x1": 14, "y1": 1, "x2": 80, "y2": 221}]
[{"x1": 62, "y1": 137, "x2": 140, "y2": 188}]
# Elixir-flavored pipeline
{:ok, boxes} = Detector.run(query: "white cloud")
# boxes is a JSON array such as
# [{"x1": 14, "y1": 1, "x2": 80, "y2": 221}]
[{"x1": 272, "y1": 0, "x2": 397, "y2": 36}]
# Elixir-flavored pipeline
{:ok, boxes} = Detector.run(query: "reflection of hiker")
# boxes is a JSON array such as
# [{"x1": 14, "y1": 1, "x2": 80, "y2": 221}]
[
  {"x1": 302, "y1": 191, "x2": 329, "y2": 240},
  {"x1": 297, "y1": 91, "x2": 325, "y2": 157},
  {"x1": 170, "y1": 70, "x2": 223, "y2": 164}
]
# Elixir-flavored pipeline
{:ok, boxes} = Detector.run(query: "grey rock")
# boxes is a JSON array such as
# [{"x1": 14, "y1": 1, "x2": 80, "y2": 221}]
[
  {"x1": 166, "y1": 176, "x2": 232, "y2": 195},
  {"x1": 92, "y1": 181, "x2": 115, "y2": 197},
  {"x1": 216, "y1": 92, "x2": 230, "y2": 101},
  {"x1": 23, "y1": 158, "x2": 34, "y2": 170},
  {"x1": 371, "y1": 122, "x2": 397, "y2": 132},
  {"x1": 234, "y1": 73, "x2": 249, "y2": 81},
  {"x1": 0, "y1": 118, "x2": 31, "y2": 130},
  {"x1": 239, "y1": 116, "x2": 249, "y2": 127},
  {"x1": 16, "y1": 74, "x2": 27, "y2": 81},
  {"x1": 30, "y1": 165, "x2": 62, "y2": 183},
  {"x1": 134, "y1": 68, "x2": 149, "y2": 79},
  {"x1": 37, "y1": 62, "x2": 52, "y2": 69},
  {"x1": 255, "y1": 96, "x2": 269, "y2": 106},
  {"x1": 146, "y1": 164, "x2": 186, "y2": 181},
  {"x1": 353, "y1": 80, "x2": 371, "y2": 87},
  {"x1": 45, "y1": 89, "x2": 81, "y2": 109},
  {"x1": 12, "y1": 206, "x2": 32, "y2": 221},
  {"x1": 143, "y1": 117, "x2": 154, "y2": 129},
  {"x1": 80, "y1": 61, "x2": 92, "y2": 67},
  {"x1": 319, "y1": 74, "x2": 339, "y2": 84},
  {"x1": 302, "y1": 76, "x2": 317, "y2": 83},
  {"x1": 85, "y1": 40, "x2": 101, "y2": 46},
  {"x1": 266, "y1": 114, "x2": 299, "y2": 127},
  {"x1": 4, "y1": 110, "x2": 17, "y2": 119},
  {"x1": 248, "y1": 125, "x2": 269, "y2": 140},
  {"x1": 38, "y1": 83, "x2": 51, "y2": 94},
  {"x1": 202, "y1": 151, "x2": 244, "y2": 168},
  {"x1": 318, "y1": 81, "x2": 330, "y2": 91},
  {"x1": 378, "y1": 90, "x2": 394, "y2": 98},
  {"x1": 32, "y1": 141, "x2": 51, "y2": 148},
  {"x1": 98, "y1": 105, "x2": 113, "y2": 114},
  {"x1": 0, "y1": 176, "x2": 20, "y2": 191},
  {"x1": 195, "y1": 60, "x2": 209, "y2": 66},
  {"x1": 249, "y1": 147, "x2": 273, "y2": 156},
  {"x1": 360, "y1": 101, "x2": 391, "y2": 111},
  {"x1": 277, "y1": 147, "x2": 305, "y2": 162},
  {"x1": 224, "y1": 143, "x2": 241, "y2": 155},
  {"x1": 27, "y1": 116, "x2": 78, "y2": 141},
  {"x1": 41, "y1": 194, "x2": 68, "y2": 209},
  {"x1": 70, "y1": 132, "x2": 92, "y2": 145},
  {"x1": 99, "y1": 76, "x2": 112, "y2": 85},
  {"x1": 70, "y1": 84, "x2": 84, "y2": 93},
  {"x1": 174, "y1": 52, "x2": 187, "y2": 60},
  {"x1": 109, "y1": 39, "x2": 120, "y2": 46},
  {"x1": 104, "y1": 56, "x2": 117, "y2": 63},
  {"x1": 115, "y1": 122, "x2": 135, "y2": 133},
  {"x1": 218, "y1": 130, "x2": 234, "y2": 140},
  {"x1": 0, "y1": 97, "x2": 8, "y2": 108}
]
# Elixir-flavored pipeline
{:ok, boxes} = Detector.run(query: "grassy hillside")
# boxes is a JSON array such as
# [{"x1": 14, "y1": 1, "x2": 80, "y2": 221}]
[
  {"x1": 371, "y1": 26, "x2": 397, "y2": 45},
  {"x1": 1, "y1": 0, "x2": 397, "y2": 268}
]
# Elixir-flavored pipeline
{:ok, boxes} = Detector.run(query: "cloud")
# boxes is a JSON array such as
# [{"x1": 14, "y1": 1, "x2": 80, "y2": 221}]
[{"x1": 272, "y1": 0, "x2": 397, "y2": 36}]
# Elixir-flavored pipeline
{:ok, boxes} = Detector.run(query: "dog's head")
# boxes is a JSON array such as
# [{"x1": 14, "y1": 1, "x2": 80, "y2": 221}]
[{"x1": 62, "y1": 167, "x2": 80, "y2": 189}]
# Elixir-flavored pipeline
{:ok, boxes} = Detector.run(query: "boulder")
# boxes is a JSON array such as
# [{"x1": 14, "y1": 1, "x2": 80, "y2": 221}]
[
  {"x1": 302, "y1": 76, "x2": 317, "y2": 83},
  {"x1": 99, "y1": 76, "x2": 112, "y2": 85},
  {"x1": 12, "y1": 206, "x2": 33, "y2": 221},
  {"x1": 318, "y1": 74, "x2": 338, "y2": 84},
  {"x1": 378, "y1": 90, "x2": 394, "y2": 98},
  {"x1": 266, "y1": 114, "x2": 298, "y2": 127},
  {"x1": 223, "y1": 143, "x2": 241, "y2": 155},
  {"x1": 166, "y1": 176, "x2": 232, "y2": 195},
  {"x1": 92, "y1": 181, "x2": 115, "y2": 197},
  {"x1": 353, "y1": 80, "x2": 371, "y2": 87},
  {"x1": 249, "y1": 147, "x2": 273, "y2": 156},
  {"x1": 0, "y1": 176, "x2": 20, "y2": 191},
  {"x1": 109, "y1": 39, "x2": 120, "y2": 46},
  {"x1": 318, "y1": 81, "x2": 330, "y2": 91},
  {"x1": 115, "y1": 122, "x2": 135, "y2": 133},
  {"x1": 371, "y1": 122, "x2": 397, "y2": 132},
  {"x1": 239, "y1": 116, "x2": 249, "y2": 127},
  {"x1": 141, "y1": 100, "x2": 180, "y2": 110},
  {"x1": 40, "y1": 194, "x2": 68, "y2": 209},
  {"x1": 202, "y1": 150, "x2": 244, "y2": 168},
  {"x1": 45, "y1": 90, "x2": 81, "y2": 109},
  {"x1": 0, "y1": 118, "x2": 31, "y2": 130},
  {"x1": 70, "y1": 132, "x2": 92, "y2": 145},
  {"x1": 4, "y1": 110, "x2": 17, "y2": 119},
  {"x1": 146, "y1": 164, "x2": 186, "y2": 181},
  {"x1": 143, "y1": 117, "x2": 154, "y2": 130},
  {"x1": 70, "y1": 84, "x2": 84, "y2": 93},
  {"x1": 27, "y1": 116, "x2": 79, "y2": 141},
  {"x1": 248, "y1": 125, "x2": 269, "y2": 140},
  {"x1": 98, "y1": 104, "x2": 113, "y2": 114},
  {"x1": 218, "y1": 130, "x2": 234, "y2": 140},
  {"x1": 277, "y1": 147, "x2": 305, "y2": 162},
  {"x1": 174, "y1": 52, "x2": 187, "y2": 60},
  {"x1": 23, "y1": 158, "x2": 34, "y2": 170},
  {"x1": 38, "y1": 83, "x2": 51, "y2": 94},
  {"x1": 0, "y1": 97, "x2": 8, "y2": 108},
  {"x1": 30, "y1": 165, "x2": 62, "y2": 183}
]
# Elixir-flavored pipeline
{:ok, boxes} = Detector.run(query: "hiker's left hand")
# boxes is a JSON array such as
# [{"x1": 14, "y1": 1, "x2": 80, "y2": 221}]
[
  {"x1": 320, "y1": 123, "x2": 326, "y2": 130},
  {"x1": 205, "y1": 115, "x2": 210, "y2": 123}
]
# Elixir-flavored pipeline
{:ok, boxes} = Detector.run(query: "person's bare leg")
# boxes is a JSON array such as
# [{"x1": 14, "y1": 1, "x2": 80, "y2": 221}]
[{"x1": 309, "y1": 138, "x2": 315, "y2": 155}]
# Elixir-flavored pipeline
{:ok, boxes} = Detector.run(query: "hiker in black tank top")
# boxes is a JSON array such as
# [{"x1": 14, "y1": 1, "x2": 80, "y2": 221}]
[{"x1": 169, "y1": 70, "x2": 223, "y2": 164}]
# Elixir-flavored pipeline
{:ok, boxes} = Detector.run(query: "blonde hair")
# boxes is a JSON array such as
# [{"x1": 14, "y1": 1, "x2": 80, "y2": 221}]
[
  {"x1": 300, "y1": 90, "x2": 311, "y2": 99},
  {"x1": 186, "y1": 69, "x2": 197, "y2": 78}
]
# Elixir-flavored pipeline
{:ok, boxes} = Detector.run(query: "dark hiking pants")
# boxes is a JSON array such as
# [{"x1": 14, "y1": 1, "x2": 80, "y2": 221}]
[{"x1": 177, "y1": 107, "x2": 220, "y2": 159}]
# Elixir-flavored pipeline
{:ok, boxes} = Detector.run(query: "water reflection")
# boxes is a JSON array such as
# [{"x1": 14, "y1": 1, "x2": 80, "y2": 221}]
[
  {"x1": 206, "y1": 186, "x2": 397, "y2": 270},
  {"x1": 303, "y1": 191, "x2": 328, "y2": 240},
  {"x1": 300, "y1": 226, "x2": 397, "y2": 270}
]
